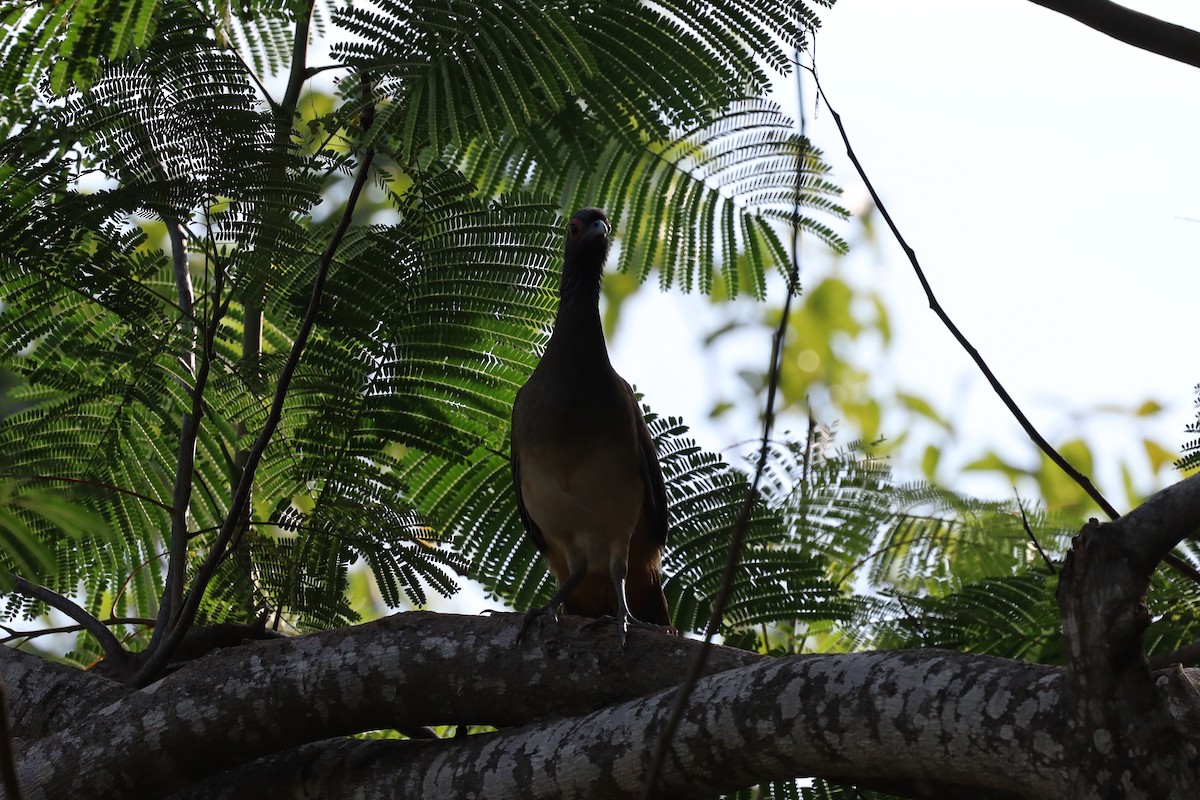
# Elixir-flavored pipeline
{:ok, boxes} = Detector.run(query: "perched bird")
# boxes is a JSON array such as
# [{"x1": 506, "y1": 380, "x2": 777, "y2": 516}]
[{"x1": 511, "y1": 207, "x2": 672, "y2": 645}]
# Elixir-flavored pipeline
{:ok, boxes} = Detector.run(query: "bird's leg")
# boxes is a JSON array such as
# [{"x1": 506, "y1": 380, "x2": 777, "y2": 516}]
[
  {"x1": 584, "y1": 559, "x2": 673, "y2": 647},
  {"x1": 518, "y1": 565, "x2": 587, "y2": 642}
]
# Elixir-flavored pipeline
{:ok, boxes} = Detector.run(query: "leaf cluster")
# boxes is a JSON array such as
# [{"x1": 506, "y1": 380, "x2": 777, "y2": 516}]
[{"x1": 0, "y1": 0, "x2": 850, "y2": 655}]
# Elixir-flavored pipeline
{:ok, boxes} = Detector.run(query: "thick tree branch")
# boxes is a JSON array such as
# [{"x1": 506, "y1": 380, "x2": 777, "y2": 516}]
[
  {"x1": 169, "y1": 650, "x2": 1071, "y2": 800},
  {"x1": 1056, "y1": 472, "x2": 1200, "y2": 687},
  {"x1": 13, "y1": 614, "x2": 756, "y2": 799},
  {"x1": 1110, "y1": 469, "x2": 1200, "y2": 573},
  {"x1": 1053, "y1": 473, "x2": 1200, "y2": 796},
  {"x1": 1026, "y1": 0, "x2": 1200, "y2": 69},
  {"x1": 1150, "y1": 638, "x2": 1200, "y2": 670},
  {"x1": 8, "y1": 612, "x2": 1200, "y2": 799},
  {"x1": 0, "y1": 647, "x2": 129, "y2": 742}
]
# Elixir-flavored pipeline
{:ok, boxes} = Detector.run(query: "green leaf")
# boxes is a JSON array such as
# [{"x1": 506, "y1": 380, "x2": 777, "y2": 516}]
[{"x1": 1144, "y1": 438, "x2": 1177, "y2": 475}]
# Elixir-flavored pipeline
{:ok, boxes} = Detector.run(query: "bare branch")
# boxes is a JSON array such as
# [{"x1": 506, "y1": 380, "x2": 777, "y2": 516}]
[
  {"x1": 1110, "y1": 470, "x2": 1200, "y2": 574},
  {"x1": 1149, "y1": 637, "x2": 1200, "y2": 670},
  {"x1": 808, "y1": 66, "x2": 1120, "y2": 522},
  {"x1": 1026, "y1": 0, "x2": 1200, "y2": 69},
  {"x1": 1163, "y1": 552, "x2": 1200, "y2": 587},
  {"x1": 10, "y1": 578, "x2": 128, "y2": 666},
  {"x1": 281, "y1": 0, "x2": 316, "y2": 114},
  {"x1": 130, "y1": 144, "x2": 377, "y2": 687},
  {"x1": 1014, "y1": 489, "x2": 1057, "y2": 574},
  {"x1": 0, "y1": 617, "x2": 154, "y2": 645},
  {"x1": 1055, "y1": 515, "x2": 1200, "y2": 795},
  {"x1": 1, "y1": 474, "x2": 171, "y2": 511}
]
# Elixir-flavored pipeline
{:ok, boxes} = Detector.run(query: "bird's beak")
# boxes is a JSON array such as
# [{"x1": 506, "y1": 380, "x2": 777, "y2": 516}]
[{"x1": 582, "y1": 219, "x2": 610, "y2": 241}]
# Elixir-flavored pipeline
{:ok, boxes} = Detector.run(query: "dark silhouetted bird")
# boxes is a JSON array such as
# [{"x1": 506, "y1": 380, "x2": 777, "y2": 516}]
[{"x1": 511, "y1": 207, "x2": 672, "y2": 645}]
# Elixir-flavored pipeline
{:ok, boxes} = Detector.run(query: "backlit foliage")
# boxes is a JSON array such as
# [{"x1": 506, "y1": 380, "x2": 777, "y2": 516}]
[{"x1": 0, "y1": 0, "x2": 847, "y2": 645}]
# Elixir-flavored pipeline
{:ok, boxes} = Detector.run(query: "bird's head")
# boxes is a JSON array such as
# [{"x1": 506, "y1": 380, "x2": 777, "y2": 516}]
[
  {"x1": 559, "y1": 207, "x2": 611, "y2": 301},
  {"x1": 564, "y1": 207, "x2": 611, "y2": 264}
]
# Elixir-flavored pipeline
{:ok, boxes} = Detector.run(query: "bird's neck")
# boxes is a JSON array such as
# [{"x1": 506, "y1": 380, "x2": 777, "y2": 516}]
[{"x1": 547, "y1": 261, "x2": 609, "y2": 364}]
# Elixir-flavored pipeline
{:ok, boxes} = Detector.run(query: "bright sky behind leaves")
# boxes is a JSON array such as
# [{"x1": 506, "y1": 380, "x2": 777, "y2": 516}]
[{"x1": 613, "y1": 0, "x2": 1200, "y2": 506}]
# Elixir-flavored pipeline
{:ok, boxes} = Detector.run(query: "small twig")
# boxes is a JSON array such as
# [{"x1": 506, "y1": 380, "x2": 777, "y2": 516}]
[
  {"x1": 894, "y1": 594, "x2": 933, "y2": 647},
  {"x1": 0, "y1": 474, "x2": 172, "y2": 511},
  {"x1": 807, "y1": 66, "x2": 1120, "y2": 523},
  {"x1": 10, "y1": 578, "x2": 128, "y2": 665},
  {"x1": 1014, "y1": 490, "x2": 1057, "y2": 575},
  {"x1": 799, "y1": 404, "x2": 817, "y2": 501},
  {"x1": 0, "y1": 617, "x2": 155, "y2": 645},
  {"x1": 0, "y1": 681, "x2": 23, "y2": 800}
]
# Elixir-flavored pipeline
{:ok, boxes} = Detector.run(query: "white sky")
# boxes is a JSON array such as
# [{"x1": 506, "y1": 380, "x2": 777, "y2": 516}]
[{"x1": 611, "y1": 0, "x2": 1200, "y2": 507}]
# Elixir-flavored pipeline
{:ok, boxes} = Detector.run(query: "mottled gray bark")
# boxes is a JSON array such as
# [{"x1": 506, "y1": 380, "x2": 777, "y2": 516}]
[
  {"x1": 7, "y1": 613, "x2": 758, "y2": 799},
  {"x1": 1054, "y1": 470, "x2": 1200, "y2": 797},
  {"x1": 4, "y1": 473, "x2": 1200, "y2": 799},
  {"x1": 0, "y1": 647, "x2": 129, "y2": 744},
  {"x1": 170, "y1": 650, "x2": 1073, "y2": 800}
]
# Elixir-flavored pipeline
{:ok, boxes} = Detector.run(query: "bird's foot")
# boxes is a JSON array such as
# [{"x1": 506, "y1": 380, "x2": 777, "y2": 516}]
[
  {"x1": 583, "y1": 615, "x2": 677, "y2": 648},
  {"x1": 517, "y1": 605, "x2": 559, "y2": 643}
]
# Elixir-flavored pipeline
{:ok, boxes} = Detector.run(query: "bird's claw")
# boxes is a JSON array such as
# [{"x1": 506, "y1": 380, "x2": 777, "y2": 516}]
[{"x1": 517, "y1": 606, "x2": 558, "y2": 643}]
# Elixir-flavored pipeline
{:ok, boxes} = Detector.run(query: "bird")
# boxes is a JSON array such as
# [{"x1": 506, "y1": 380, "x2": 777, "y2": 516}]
[{"x1": 510, "y1": 207, "x2": 673, "y2": 645}]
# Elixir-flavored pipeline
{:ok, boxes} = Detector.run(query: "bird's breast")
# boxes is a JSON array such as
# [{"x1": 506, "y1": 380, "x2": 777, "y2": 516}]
[{"x1": 516, "y1": 430, "x2": 646, "y2": 573}]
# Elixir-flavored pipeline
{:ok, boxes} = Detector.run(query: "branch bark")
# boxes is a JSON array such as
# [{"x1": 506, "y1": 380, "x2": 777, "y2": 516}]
[
  {"x1": 8, "y1": 479, "x2": 1200, "y2": 799},
  {"x1": 170, "y1": 650, "x2": 1070, "y2": 800},
  {"x1": 12, "y1": 614, "x2": 756, "y2": 799},
  {"x1": 0, "y1": 682, "x2": 23, "y2": 800},
  {"x1": 1025, "y1": 0, "x2": 1200, "y2": 69},
  {"x1": 0, "y1": 647, "x2": 128, "y2": 743},
  {"x1": 5, "y1": 608, "x2": 1200, "y2": 799},
  {"x1": 9, "y1": 579, "x2": 129, "y2": 670},
  {"x1": 1054, "y1": 471, "x2": 1200, "y2": 796}
]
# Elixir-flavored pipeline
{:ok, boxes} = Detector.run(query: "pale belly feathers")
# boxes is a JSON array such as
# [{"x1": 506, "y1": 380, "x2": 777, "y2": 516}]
[{"x1": 518, "y1": 437, "x2": 645, "y2": 575}]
